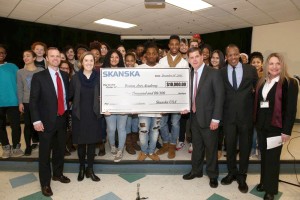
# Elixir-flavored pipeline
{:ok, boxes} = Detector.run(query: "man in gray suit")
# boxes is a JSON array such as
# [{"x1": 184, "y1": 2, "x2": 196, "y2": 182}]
[{"x1": 182, "y1": 47, "x2": 224, "y2": 188}]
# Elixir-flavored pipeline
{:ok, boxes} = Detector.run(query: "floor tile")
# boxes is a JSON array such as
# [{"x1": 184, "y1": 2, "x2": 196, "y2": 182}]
[
  {"x1": 94, "y1": 192, "x2": 122, "y2": 200},
  {"x1": 18, "y1": 191, "x2": 52, "y2": 200},
  {"x1": 207, "y1": 193, "x2": 229, "y2": 200},
  {"x1": 10, "y1": 173, "x2": 37, "y2": 188},
  {"x1": 250, "y1": 184, "x2": 283, "y2": 199},
  {"x1": 118, "y1": 173, "x2": 146, "y2": 183}
]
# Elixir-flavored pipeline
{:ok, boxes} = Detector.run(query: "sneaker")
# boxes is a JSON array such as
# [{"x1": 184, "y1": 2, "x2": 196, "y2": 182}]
[
  {"x1": 137, "y1": 151, "x2": 148, "y2": 161},
  {"x1": 188, "y1": 143, "x2": 193, "y2": 153},
  {"x1": 176, "y1": 142, "x2": 185, "y2": 151},
  {"x1": 31, "y1": 143, "x2": 39, "y2": 151},
  {"x1": 148, "y1": 153, "x2": 160, "y2": 161},
  {"x1": 2, "y1": 145, "x2": 11, "y2": 159},
  {"x1": 110, "y1": 145, "x2": 117, "y2": 156},
  {"x1": 11, "y1": 144, "x2": 24, "y2": 157},
  {"x1": 114, "y1": 150, "x2": 123, "y2": 162}
]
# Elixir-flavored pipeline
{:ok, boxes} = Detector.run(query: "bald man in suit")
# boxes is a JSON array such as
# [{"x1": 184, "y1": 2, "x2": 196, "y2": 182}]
[
  {"x1": 220, "y1": 44, "x2": 258, "y2": 193},
  {"x1": 30, "y1": 47, "x2": 70, "y2": 197}
]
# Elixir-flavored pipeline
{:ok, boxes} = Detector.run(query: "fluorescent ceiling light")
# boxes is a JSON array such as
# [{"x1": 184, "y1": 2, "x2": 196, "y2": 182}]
[
  {"x1": 166, "y1": 0, "x2": 212, "y2": 11},
  {"x1": 94, "y1": 18, "x2": 136, "y2": 29}
]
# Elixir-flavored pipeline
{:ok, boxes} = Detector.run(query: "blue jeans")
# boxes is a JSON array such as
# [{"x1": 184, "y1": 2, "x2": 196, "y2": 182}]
[
  {"x1": 105, "y1": 114, "x2": 128, "y2": 150},
  {"x1": 126, "y1": 114, "x2": 139, "y2": 134},
  {"x1": 160, "y1": 113, "x2": 181, "y2": 144},
  {"x1": 100, "y1": 115, "x2": 107, "y2": 142},
  {"x1": 139, "y1": 116, "x2": 161, "y2": 154}
]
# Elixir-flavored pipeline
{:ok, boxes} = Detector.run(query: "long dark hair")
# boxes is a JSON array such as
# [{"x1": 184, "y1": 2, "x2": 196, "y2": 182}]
[
  {"x1": 211, "y1": 50, "x2": 225, "y2": 69},
  {"x1": 102, "y1": 49, "x2": 125, "y2": 68}
]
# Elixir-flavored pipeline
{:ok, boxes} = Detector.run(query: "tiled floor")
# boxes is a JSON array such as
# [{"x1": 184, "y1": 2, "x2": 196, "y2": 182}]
[
  {"x1": 0, "y1": 125, "x2": 300, "y2": 199},
  {"x1": 0, "y1": 171, "x2": 299, "y2": 200}
]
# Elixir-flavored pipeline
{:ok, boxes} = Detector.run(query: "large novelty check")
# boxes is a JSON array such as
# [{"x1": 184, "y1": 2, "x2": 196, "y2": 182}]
[{"x1": 100, "y1": 68, "x2": 190, "y2": 113}]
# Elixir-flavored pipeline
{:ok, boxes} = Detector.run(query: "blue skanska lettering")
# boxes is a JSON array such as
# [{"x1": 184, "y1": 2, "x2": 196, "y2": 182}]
[{"x1": 103, "y1": 70, "x2": 140, "y2": 77}]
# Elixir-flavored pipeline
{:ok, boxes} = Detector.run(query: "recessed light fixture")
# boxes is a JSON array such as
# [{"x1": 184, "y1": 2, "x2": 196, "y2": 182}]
[
  {"x1": 94, "y1": 18, "x2": 136, "y2": 29},
  {"x1": 166, "y1": 0, "x2": 212, "y2": 12}
]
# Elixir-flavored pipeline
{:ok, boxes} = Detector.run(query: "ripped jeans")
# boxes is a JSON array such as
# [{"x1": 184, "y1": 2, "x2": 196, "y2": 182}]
[{"x1": 138, "y1": 116, "x2": 161, "y2": 154}]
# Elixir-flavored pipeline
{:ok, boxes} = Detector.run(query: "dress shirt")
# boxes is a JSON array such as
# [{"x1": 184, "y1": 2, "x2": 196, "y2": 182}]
[
  {"x1": 193, "y1": 63, "x2": 205, "y2": 99},
  {"x1": 48, "y1": 67, "x2": 67, "y2": 111},
  {"x1": 262, "y1": 76, "x2": 280, "y2": 101},
  {"x1": 227, "y1": 62, "x2": 243, "y2": 88}
]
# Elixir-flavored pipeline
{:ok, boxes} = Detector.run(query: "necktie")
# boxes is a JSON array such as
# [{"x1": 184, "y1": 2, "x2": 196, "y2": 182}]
[
  {"x1": 55, "y1": 72, "x2": 65, "y2": 115},
  {"x1": 232, "y1": 67, "x2": 237, "y2": 90},
  {"x1": 192, "y1": 71, "x2": 198, "y2": 113}
]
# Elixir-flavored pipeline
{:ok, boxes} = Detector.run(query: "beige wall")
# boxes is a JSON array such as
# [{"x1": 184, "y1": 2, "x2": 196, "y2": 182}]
[{"x1": 252, "y1": 20, "x2": 300, "y2": 119}]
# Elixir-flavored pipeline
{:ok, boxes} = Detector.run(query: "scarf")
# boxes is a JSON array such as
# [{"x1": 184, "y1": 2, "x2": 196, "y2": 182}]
[
  {"x1": 78, "y1": 69, "x2": 97, "y2": 88},
  {"x1": 253, "y1": 79, "x2": 283, "y2": 128},
  {"x1": 167, "y1": 52, "x2": 182, "y2": 67}
]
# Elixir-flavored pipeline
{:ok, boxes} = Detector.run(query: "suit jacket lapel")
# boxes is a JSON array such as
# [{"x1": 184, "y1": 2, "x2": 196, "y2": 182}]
[
  {"x1": 238, "y1": 64, "x2": 246, "y2": 90},
  {"x1": 197, "y1": 65, "x2": 208, "y2": 95},
  {"x1": 224, "y1": 66, "x2": 234, "y2": 90},
  {"x1": 46, "y1": 69, "x2": 57, "y2": 99}
]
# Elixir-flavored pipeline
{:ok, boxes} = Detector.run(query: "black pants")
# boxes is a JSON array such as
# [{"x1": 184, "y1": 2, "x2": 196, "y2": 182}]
[
  {"x1": 257, "y1": 128, "x2": 282, "y2": 195},
  {"x1": 38, "y1": 114, "x2": 67, "y2": 187},
  {"x1": 217, "y1": 125, "x2": 224, "y2": 151},
  {"x1": 23, "y1": 103, "x2": 38, "y2": 148},
  {"x1": 77, "y1": 143, "x2": 96, "y2": 169},
  {"x1": 190, "y1": 113, "x2": 218, "y2": 178},
  {"x1": 223, "y1": 121, "x2": 252, "y2": 181},
  {"x1": 0, "y1": 106, "x2": 21, "y2": 148}
]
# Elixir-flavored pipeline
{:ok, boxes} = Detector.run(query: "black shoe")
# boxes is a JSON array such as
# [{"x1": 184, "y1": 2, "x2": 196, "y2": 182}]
[
  {"x1": 31, "y1": 143, "x2": 39, "y2": 150},
  {"x1": 24, "y1": 147, "x2": 32, "y2": 156},
  {"x1": 182, "y1": 172, "x2": 203, "y2": 180},
  {"x1": 209, "y1": 178, "x2": 218, "y2": 188},
  {"x1": 86, "y1": 168, "x2": 100, "y2": 182},
  {"x1": 41, "y1": 186, "x2": 53, "y2": 197},
  {"x1": 238, "y1": 180, "x2": 248, "y2": 193},
  {"x1": 263, "y1": 193, "x2": 274, "y2": 200},
  {"x1": 78, "y1": 165, "x2": 85, "y2": 181},
  {"x1": 52, "y1": 175, "x2": 71, "y2": 183},
  {"x1": 256, "y1": 183, "x2": 264, "y2": 192},
  {"x1": 221, "y1": 174, "x2": 236, "y2": 185}
]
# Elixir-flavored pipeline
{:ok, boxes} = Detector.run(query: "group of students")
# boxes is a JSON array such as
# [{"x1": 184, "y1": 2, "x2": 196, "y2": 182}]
[{"x1": 0, "y1": 33, "x2": 298, "y2": 200}]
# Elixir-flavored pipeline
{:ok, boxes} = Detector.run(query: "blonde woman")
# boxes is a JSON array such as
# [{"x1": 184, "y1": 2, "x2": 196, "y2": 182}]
[{"x1": 254, "y1": 53, "x2": 298, "y2": 200}]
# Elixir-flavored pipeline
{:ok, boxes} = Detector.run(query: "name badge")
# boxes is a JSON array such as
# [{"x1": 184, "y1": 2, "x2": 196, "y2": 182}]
[{"x1": 260, "y1": 101, "x2": 269, "y2": 108}]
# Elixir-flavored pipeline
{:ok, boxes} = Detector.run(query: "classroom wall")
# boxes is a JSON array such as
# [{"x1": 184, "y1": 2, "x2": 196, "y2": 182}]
[{"x1": 252, "y1": 20, "x2": 300, "y2": 119}]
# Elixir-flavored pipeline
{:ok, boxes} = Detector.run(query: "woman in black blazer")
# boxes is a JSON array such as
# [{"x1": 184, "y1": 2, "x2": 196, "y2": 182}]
[
  {"x1": 69, "y1": 52, "x2": 101, "y2": 182},
  {"x1": 254, "y1": 53, "x2": 298, "y2": 200}
]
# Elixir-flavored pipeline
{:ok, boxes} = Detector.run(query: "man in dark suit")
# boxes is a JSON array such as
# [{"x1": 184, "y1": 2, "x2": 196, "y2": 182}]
[
  {"x1": 30, "y1": 47, "x2": 70, "y2": 197},
  {"x1": 220, "y1": 44, "x2": 258, "y2": 193},
  {"x1": 182, "y1": 47, "x2": 224, "y2": 188}
]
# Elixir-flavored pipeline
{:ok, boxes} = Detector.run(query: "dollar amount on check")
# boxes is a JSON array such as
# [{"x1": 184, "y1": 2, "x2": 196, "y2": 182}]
[{"x1": 100, "y1": 68, "x2": 190, "y2": 113}]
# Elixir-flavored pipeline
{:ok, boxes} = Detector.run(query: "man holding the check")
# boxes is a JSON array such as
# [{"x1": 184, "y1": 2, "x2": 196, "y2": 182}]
[
  {"x1": 157, "y1": 35, "x2": 189, "y2": 159},
  {"x1": 182, "y1": 47, "x2": 224, "y2": 189},
  {"x1": 137, "y1": 43, "x2": 163, "y2": 161}
]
